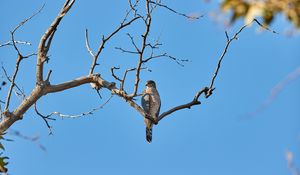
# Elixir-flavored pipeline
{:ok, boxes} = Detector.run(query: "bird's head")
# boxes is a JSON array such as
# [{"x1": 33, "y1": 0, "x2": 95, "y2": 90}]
[{"x1": 145, "y1": 80, "x2": 156, "y2": 88}]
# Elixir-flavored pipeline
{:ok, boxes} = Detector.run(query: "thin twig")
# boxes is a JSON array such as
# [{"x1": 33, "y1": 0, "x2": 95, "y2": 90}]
[
  {"x1": 142, "y1": 53, "x2": 189, "y2": 67},
  {"x1": 88, "y1": 16, "x2": 140, "y2": 75},
  {"x1": 128, "y1": 0, "x2": 140, "y2": 17},
  {"x1": 4, "y1": 55, "x2": 23, "y2": 110},
  {"x1": 34, "y1": 103, "x2": 55, "y2": 134},
  {"x1": 126, "y1": 33, "x2": 140, "y2": 53},
  {"x1": 110, "y1": 66, "x2": 122, "y2": 82},
  {"x1": 115, "y1": 47, "x2": 139, "y2": 54},
  {"x1": 1, "y1": 66, "x2": 25, "y2": 100},
  {"x1": 149, "y1": 0, "x2": 203, "y2": 19},
  {"x1": 35, "y1": 94, "x2": 113, "y2": 134},
  {"x1": 0, "y1": 41, "x2": 31, "y2": 48},
  {"x1": 85, "y1": 29, "x2": 95, "y2": 57}
]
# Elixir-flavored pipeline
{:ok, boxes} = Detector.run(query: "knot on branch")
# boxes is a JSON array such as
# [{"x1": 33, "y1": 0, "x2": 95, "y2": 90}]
[
  {"x1": 2, "y1": 110, "x2": 12, "y2": 118},
  {"x1": 90, "y1": 74, "x2": 103, "y2": 90},
  {"x1": 205, "y1": 87, "x2": 215, "y2": 98}
]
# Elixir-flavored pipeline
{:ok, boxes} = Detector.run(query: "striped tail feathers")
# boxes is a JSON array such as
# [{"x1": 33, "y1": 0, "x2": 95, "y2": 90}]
[{"x1": 146, "y1": 126, "x2": 152, "y2": 143}]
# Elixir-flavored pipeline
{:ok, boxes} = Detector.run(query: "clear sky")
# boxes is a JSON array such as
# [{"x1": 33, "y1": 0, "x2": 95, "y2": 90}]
[{"x1": 0, "y1": 0, "x2": 299, "y2": 175}]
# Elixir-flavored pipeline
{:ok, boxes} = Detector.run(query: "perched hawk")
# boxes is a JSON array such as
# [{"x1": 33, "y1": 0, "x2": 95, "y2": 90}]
[{"x1": 141, "y1": 80, "x2": 161, "y2": 143}]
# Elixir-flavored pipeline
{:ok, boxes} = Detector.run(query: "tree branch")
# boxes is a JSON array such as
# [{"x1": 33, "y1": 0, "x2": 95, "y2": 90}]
[
  {"x1": 4, "y1": 55, "x2": 23, "y2": 111},
  {"x1": 37, "y1": 0, "x2": 75, "y2": 83},
  {"x1": 88, "y1": 16, "x2": 140, "y2": 75},
  {"x1": 131, "y1": 0, "x2": 152, "y2": 97},
  {"x1": 3, "y1": 4, "x2": 43, "y2": 111},
  {"x1": 85, "y1": 29, "x2": 95, "y2": 57},
  {"x1": 158, "y1": 87, "x2": 209, "y2": 122},
  {"x1": 0, "y1": 41, "x2": 31, "y2": 48},
  {"x1": 149, "y1": 0, "x2": 202, "y2": 19},
  {"x1": 156, "y1": 19, "x2": 277, "y2": 123}
]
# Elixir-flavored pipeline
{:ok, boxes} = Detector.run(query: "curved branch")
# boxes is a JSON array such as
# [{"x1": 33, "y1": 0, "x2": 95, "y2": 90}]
[
  {"x1": 37, "y1": 0, "x2": 75, "y2": 83},
  {"x1": 156, "y1": 19, "x2": 277, "y2": 123},
  {"x1": 158, "y1": 87, "x2": 208, "y2": 122}
]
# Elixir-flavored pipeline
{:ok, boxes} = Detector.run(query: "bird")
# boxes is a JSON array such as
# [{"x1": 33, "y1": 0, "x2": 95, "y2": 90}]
[{"x1": 141, "y1": 80, "x2": 161, "y2": 143}]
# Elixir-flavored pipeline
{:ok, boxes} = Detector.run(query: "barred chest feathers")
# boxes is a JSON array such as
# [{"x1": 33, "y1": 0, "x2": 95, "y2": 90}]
[{"x1": 145, "y1": 87, "x2": 160, "y2": 117}]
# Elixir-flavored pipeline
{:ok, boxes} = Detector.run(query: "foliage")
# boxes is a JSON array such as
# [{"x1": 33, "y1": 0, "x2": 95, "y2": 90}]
[
  {"x1": 221, "y1": 0, "x2": 300, "y2": 27},
  {"x1": 0, "y1": 133, "x2": 8, "y2": 173}
]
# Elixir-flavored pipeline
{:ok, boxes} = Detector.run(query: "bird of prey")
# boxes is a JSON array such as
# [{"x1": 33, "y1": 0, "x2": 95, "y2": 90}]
[{"x1": 141, "y1": 80, "x2": 161, "y2": 143}]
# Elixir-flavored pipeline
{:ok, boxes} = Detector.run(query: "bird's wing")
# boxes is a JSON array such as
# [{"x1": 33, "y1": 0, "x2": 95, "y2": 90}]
[
  {"x1": 155, "y1": 101, "x2": 161, "y2": 119},
  {"x1": 141, "y1": 93, "x2": 151, "y2": 114}
]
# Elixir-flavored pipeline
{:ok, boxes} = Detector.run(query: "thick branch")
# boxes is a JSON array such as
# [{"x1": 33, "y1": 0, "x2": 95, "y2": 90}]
[
  {"x1": 0, "y1": 74, "x2": 109, "y2": 133},
  {"x1": 37, "y1": 0, "x2": 75, "y2": 83}
]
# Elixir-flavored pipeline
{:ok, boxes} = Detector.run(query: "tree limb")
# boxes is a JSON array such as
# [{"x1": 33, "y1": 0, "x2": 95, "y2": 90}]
[
  {"x1": 37, "y1": 0, "x2": 75, "y2": 83},
  {"x1": 130, "y1": 0, "x2": 152, "y2": 97},
  {"x1": 156, "y1": 19, "x2": 277, "y2": 123}
]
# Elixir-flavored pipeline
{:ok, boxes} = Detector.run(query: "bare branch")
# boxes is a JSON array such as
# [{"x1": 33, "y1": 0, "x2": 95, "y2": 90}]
[
  {"x1": 1, "y1": 4, "x2": 44, "y2": 112},
  {"x1": 131, "y1": 0, "x2": 152, "y2": 97},
  {"x1": 9, "y1": 3, "x2": 44, "y2": 56},
  {"x1": 0, "y1": 74, "x2": 114, "y2": 133},
  {"x1": 110, "y1": 66, "x2": 122, "y2": 82},
  {"x1": 88, "y1": 16, "x2": 140, "y2": 75},
  {"x1": 85, "y1": 29, "x2": 95, "y2": 57},
  {"x1": 207, "y1": 19, "x2": 278, "y2": 97},
  {"x1": 158, "y1": 87, "x2": 209, "y2": 122},
  {"x1": 11, "y1": 4, "x2": 45, "y2": 35},
  {"x1": 0, "y1": 41, "x2": 31, "y2": 48},
  {"x1": 37, "y1": 0, "x2": 75, "y2": 83},
  {"x1": 2, "y1": 65, "x2": 26, "y2": 101},
  {"x1": 126, "y1": 33, "x2": 140, "y2": 53},
  {"x1": 156, "y1": 19, "x2": 277, "y2": 122},
  {"x1": 34, "y1": 103, "x2": 55, "y2": 134},
  {"x1": 149, "y1": 0, "x2": 202, "y2": 20},
  {"x1": 45, "y1": 70, "x2": 52, "y2": 82},
  {"x1": 48, "y1": 95, "x2": 113, "y2": 119},
  {"x1": 253, "y1": 19, "x2": 278, "y2": 34},
  {"x1": 115, "y1": 47, "x2": 139, "y2": 54},
  {"x1": 4, "y1": 55, "x2": 23, "y2": 111},
  {"x1": 142, "y1": 53, "x2": 189, "y2": 67},
  {"x1": 128, "y1": 0, "x2": 140, "y2": 17},
  {"x1": 0, "y1": 0, "x2": 148, "y2": 135}
]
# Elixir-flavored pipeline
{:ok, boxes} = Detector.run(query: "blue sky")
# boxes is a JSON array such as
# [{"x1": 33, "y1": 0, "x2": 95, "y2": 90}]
[{"x1": 0, "y1": 0, "x2": 299, "y2": 175}]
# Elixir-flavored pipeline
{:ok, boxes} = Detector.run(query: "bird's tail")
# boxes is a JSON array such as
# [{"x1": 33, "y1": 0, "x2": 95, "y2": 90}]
[{"x1": 146, "y1": 126, "x2": 152, "y2": 143}]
